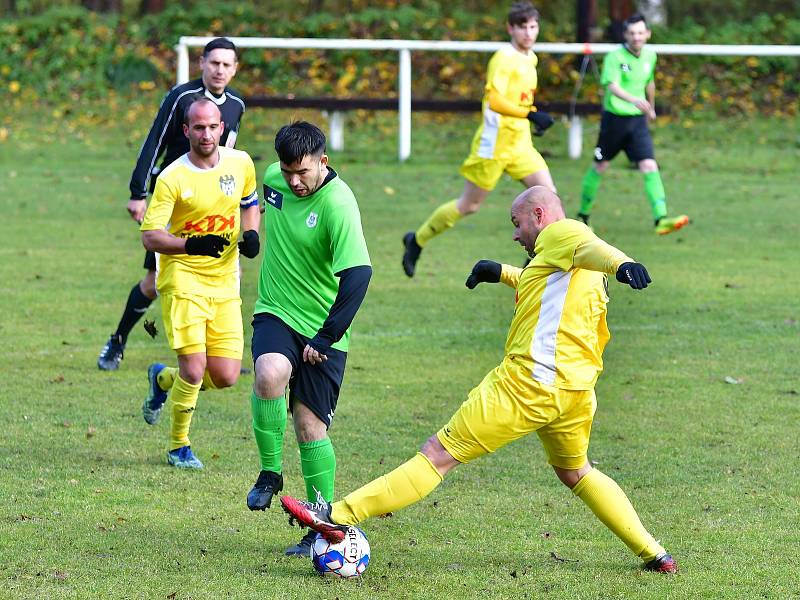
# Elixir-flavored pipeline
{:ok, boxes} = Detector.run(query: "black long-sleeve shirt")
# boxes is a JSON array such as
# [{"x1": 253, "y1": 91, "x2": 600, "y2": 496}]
[
  {"x1": 309, "y1": 265, "x2": 372, "y2": 355},
  {"x1": 128, "y1": 78, "x2": 245, "y2": 200}
]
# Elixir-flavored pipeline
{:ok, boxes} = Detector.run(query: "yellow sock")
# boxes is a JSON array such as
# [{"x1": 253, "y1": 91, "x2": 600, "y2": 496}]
[
  {"x1": 156, "y1": 367, "x2": 178, "y2": 391},
  {"x1": 169, "y1": 374, "x2": 202, "y2": 450},
  {"x1": 331, "y1": 452, "x2": 443, "y2": 525},
  {"x1": 415, "y1": 200, "x2": 462, "y2": 247},
  {"x1": 572, "y1": 468, "x2": 665, "y2": 562},
  {"x1": 201, "y1": 370, "x2": 218, "y2": 391}
]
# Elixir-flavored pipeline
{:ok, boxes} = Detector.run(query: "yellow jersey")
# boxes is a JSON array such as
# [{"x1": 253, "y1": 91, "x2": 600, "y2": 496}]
[
  {"x1": 140, "y1": 147, "x2": 258, "y2": 298},
  {"x1": 473, "y1": 44, "x2": 538, "y2": 159},
  {"x1": 500, "y1": 219, "x2": 632, "y2": 390}
]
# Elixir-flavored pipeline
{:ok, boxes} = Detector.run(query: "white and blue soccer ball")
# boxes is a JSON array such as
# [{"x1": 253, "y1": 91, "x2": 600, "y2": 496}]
[{"x1": 311, "y1": 526, "x2": 370, "y2": 578}]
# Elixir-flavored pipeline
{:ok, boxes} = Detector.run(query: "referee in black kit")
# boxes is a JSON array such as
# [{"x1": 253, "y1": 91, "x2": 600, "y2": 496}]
[{"x1": 98, "y1": 37, "x2": 246, "y2": 371}]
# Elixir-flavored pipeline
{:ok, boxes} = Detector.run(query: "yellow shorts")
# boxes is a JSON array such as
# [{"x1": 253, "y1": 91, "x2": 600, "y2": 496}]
[
  {"x1": 459, "y1": 139, "x2": 548, "y2": 191},
  {"x1": 160, "y1": 293, "x2": 243, "y2": 359},
  {"x1": 437, "y1": 359, "x2": 596, "y2": 470}
]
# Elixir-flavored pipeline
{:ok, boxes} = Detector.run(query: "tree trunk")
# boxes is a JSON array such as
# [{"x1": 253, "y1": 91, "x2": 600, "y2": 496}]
[
  {"x1": 637, "y1": 0, "x2": 667, "y2": 26},
  {"x1": 139, "y1": 0, "x2": 166, "y2": 15},
  {"x1": 607, "y1": 0, "x2": 634, "y2": 42},
  {"x1": 576, "y1": 0, "x2": 600, "y2": 43},
  {"x1": 81, "y1": 0, "x2": 121, "y2": 11},
  {"x1": 0, "y1": 0, "x2": 16, "y2": 16}
]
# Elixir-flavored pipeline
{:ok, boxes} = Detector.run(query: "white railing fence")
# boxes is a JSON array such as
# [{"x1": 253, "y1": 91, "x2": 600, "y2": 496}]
[{"x1": 177, "y1": 37, "x2": 800, "y2": 161}]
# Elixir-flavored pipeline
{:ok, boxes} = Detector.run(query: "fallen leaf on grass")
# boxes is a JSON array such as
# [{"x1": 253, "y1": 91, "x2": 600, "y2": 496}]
[
  {"x1": 541, "y1": 531, "x2": 552, "y2": 539},
  {"x1": 167, "y1": 593, "x2": 177, "y2": 600},
  {"x1": 383, "y1": 186, "x2": 395, "y2": 195},
  {"x1": 53, "y1": 570, "x2": 68, "y2": 580},
  {"x1": 724, "y1": 376, "x2": 742, "y2": 385},
  {"x1": 86, "y1": 426, "x2": 96, "y2": 439},
  {"x1": 51, "y1": 375, "x2": 65, "y2": 384}
]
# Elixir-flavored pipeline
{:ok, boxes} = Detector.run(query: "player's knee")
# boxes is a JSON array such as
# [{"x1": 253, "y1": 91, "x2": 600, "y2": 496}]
[
  {"x1": 254, "y1": 359, "x2": 290, "y2": 398},
  {"x1": 212, "y1": 369, "x2": 239, "y2": 389},
  {"x1": 594, "y1": 161, "x2": 610, "y2": 174},
  {"x1": 140, "y1": 273, "x2": 157, "y2": 300},
  {"x1": 638, "y1": 159, "x2": 658, "y2": 173},
  {"x1": 420, "y1": 435, "x2": 458, "y2": 475},
  {"x1": 552, "y1": 463, "x2": 591, "y2": 489},
  {"x1": 457, "y1": 200, "x2": 481, "y2": 216},
  {"x1": 179, "y1": 362, "x2": 205, "y2": 385}
]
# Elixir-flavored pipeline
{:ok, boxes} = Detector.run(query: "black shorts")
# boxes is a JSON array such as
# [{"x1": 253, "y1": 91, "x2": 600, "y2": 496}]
[
  {"x1": 593, "y1": 111, "x2": 654, "y2": 163},
  {"x1": 143, "y1": 250, "x2": 156, "y2": 271},
  {"x1": 251, "y1": 312, "x2": 347, "y2": 428}
]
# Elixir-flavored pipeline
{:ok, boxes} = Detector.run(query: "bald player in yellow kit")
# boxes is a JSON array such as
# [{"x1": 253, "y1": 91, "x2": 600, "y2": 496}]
[
  {"x1": 281, "y1": 186, "x2": 679, "y2": 574},
  {"x1": 139, "y1": 96, "x2": 260, "y2": 469},
  {"x1": 402, "y1": 1, "x2": 556, "y2": 278}
]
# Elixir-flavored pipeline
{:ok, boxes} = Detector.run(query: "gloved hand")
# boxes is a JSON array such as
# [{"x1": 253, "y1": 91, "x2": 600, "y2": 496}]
[
  {"x1": 615, "y1": 262, "x2": 651, "y2": 289},
  {"x1": 527, "y1": 110, "x2": 555, "y2": 136},
  {"x1": 238, "y1": 230, "x2": 260, "y2": 258},
  {"x1": 185, "y1": 234, "x2": 230, "y2": 258},
  {"x1": 465, "y1": 260, "x2": 502, "y2": 289}
]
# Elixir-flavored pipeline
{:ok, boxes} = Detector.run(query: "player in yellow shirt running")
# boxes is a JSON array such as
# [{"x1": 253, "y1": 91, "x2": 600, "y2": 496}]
[
  {"x1": 281, "y1": 186, "x2": 678, "y2": 574},
  {"x1": 402, "y1": 2, "x2": 556, "y2": 277},
  {"x1": 139, "y1": 96, "x2": 261, "y2": 469}
]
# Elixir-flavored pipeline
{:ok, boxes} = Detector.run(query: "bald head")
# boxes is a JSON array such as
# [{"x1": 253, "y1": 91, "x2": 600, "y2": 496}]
[
  {"x1": 511, "y1": 186, "x2": 566, "y2": 255},
  {"x1": 183, "y1": 97, "x2": 224, "y2": 162},
  {"x1": 513, "y1": 186, "x2": 565, "y2": 222}
]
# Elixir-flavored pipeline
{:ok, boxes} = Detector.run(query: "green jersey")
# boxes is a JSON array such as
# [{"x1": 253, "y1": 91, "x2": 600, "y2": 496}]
[
  {"x1": 255, "y1": 162, "x2": 371, "y2": 351},
  {"x1": 601, "y1": 45, "x2": 657, "y2": 116}
]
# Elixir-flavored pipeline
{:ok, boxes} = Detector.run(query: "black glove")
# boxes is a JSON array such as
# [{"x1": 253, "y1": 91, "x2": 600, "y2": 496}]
[
  {"x1": 185, "y1": 234, "x2": 230, "y2": 258},
  {"x1": 238, "y1": 230, "x2": 260, "y2": 258},
  {"x1": 615, "y1": 262, "x2": 651, "y2": 290},
  {"x1": 465, "y1": 260, "x2": 502, "y2": 289},
  {"x1": 527, "y1": 110, "x2": 554, "y2": 136}
]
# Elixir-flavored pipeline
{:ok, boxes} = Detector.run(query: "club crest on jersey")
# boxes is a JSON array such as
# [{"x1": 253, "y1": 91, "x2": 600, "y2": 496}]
[
  {"x1": 263, "y1": 185, "x2": 283, "y2": 209},
  {"x1": 306, "y1": 211, "x2": 319, "y2": 228},
  {"x1": 219, "y1": 174, "x2": 235, "y2": 196}
]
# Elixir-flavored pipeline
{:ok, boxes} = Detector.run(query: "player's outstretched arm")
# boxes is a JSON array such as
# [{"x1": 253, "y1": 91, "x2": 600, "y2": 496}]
[
  {"x1": 465, "y1": 260, "x2": 502, "y2": 289},
  {"x1": 615, "y1": 262, "x2": 651, "y2": 290}
]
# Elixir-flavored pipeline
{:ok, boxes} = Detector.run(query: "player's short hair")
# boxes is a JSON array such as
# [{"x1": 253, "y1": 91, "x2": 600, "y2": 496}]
[
  {"x1": 274, "y1": 121, "x2": 326, "y2": 165},
  {"x1": 508, "y1": 2, "x2": 539, "y2": 26},
  {"x1": 624, "y1": 13, "x2": 648, "y2": 30},
  {"x1": 183, "y1": 94, "x2": 218, "y2": 125},
  {"x1": 203, "y1": 37, "x2": 237, "y2": 59}
]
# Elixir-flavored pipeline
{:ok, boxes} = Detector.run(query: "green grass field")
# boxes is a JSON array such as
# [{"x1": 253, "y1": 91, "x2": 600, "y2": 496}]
[{"x1": 1, "y1": 107, "x2": 798, "y2": 599}]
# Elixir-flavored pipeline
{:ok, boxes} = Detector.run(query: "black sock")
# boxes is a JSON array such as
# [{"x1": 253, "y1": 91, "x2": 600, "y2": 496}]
[{"x1": 114, "y1": 283, "x2": 153, "y2": 344}]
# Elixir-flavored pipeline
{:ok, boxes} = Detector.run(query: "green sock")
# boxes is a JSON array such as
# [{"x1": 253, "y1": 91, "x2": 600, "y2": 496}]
[
  {"x1": 250, "y1": 391, "x2": 286, "y2": 473},
  {"x1": 299, "y1": 438, "x2": 336, "y2": 502},
  {"x1": 580, "y1": 167, "x2": 602, "y2": 215},
  {"x1": 643, "y1": 171, "x2": 667, "y2": 221}
]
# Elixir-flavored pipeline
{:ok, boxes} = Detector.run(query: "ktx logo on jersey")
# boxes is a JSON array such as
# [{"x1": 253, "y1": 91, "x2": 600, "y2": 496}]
[
  {"x1": 263, "y1": 185, "x2": 283, "y2": 210},
  {"x1": 183, "y1": 214, "x2": 235, "y2": 233},
  {"x1": 219, "y1": 174, "x2": 235, "y2": 196},
  {"x1": 519, "y1": 88, "x2": 535, "y2": 103}
]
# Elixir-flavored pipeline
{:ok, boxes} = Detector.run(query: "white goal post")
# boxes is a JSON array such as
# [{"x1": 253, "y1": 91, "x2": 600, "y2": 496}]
[{"x1": 177, "y1": 36, "x2": 800, "y2": 161}]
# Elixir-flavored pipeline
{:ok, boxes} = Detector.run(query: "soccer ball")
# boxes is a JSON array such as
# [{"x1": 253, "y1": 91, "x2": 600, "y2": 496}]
[{"x1": 311, "y1": 526, "x2": 370, "y2": 578}]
